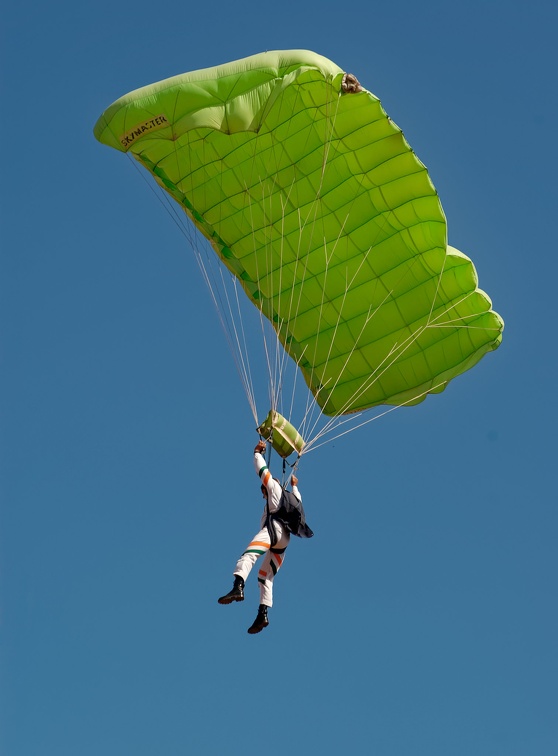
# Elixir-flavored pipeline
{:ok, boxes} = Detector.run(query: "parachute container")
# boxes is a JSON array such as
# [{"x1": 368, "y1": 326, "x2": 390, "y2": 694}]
[{"x1": 257, "y1": 411, "x2": 305, "y2": 458}]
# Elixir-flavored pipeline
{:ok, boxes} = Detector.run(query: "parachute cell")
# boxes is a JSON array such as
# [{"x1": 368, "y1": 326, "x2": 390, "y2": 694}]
[{"x1": 94, "y1": 50, "x2": 503, "y2": 418}]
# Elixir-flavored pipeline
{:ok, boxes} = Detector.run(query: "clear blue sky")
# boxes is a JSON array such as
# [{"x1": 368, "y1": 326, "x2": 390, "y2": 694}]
[{"x1": 2, "y1": 1, "x2": 556, "y2": 755}]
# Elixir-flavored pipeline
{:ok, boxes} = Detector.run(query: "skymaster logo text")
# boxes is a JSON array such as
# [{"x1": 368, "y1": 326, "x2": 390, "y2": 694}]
[{"x1": 120, "y1": 115, "x2": 169, "y2": 148}]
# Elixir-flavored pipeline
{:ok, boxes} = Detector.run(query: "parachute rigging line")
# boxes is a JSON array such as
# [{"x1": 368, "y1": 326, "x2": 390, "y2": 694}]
[
  {"x1": 128, "y1": 153, "x2": 260, "y2": 422},
  {"x1": 128, "y1": 119, "x2": 490, "y2": 459}
]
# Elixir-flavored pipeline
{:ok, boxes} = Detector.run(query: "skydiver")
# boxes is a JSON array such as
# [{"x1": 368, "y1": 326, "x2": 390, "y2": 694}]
[{"x1": 217, "y1": 439, "x2": 301, "y2": 634}]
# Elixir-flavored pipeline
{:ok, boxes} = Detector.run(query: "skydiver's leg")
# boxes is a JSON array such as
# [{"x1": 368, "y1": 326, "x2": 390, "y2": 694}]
[
  {"x1": 218, "y1": 527, "x2": 271, "y2": 605},
  {"x1": 233, "y1": 527, "x2": 271, "y2": 583},
  {"x1": 256, "y1": 524, "x2": 290, "y2": 608}
]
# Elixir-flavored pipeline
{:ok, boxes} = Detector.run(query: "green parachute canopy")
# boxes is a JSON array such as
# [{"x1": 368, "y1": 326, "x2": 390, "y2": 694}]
[{"x1": 94, "y1": 50, "x2": 503, "y2": 417}]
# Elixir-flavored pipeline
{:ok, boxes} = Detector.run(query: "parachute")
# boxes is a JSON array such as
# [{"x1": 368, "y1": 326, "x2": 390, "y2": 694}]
[{"x1": 94, "y1": 50, "x2": 503, "y2": 455}]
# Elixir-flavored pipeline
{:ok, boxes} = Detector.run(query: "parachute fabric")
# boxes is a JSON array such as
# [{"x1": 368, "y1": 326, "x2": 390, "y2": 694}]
[{"x1": 94, "y1": 50, "x2": 503, "y2": 417}]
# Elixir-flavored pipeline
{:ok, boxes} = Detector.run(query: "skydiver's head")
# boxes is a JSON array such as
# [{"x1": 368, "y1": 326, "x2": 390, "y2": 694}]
[{"x1": 261, "y1": 484, "x2": 268, "y2": 499}]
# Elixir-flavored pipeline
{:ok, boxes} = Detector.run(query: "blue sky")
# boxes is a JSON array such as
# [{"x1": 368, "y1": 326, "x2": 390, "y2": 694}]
[{"x1": 1, "y1": 1, "x2": 557, "y2": 754}]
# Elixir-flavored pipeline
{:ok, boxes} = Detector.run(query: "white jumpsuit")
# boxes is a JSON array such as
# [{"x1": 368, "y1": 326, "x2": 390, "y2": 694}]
[{"x1": 233, "y1": 452, "x2": 301, "y2": 607}]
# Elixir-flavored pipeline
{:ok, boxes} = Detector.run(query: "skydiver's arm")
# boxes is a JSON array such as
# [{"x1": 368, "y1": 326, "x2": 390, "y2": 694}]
[
  {"x1": 254, "y1": 451, "x2": 270, "y2": 485},
  {"x1": 291, "y1": 474, "x2": 301, "y2": 502},
  {"x1": 254, "y1": 448, "x2": 282, "y2": 512}
]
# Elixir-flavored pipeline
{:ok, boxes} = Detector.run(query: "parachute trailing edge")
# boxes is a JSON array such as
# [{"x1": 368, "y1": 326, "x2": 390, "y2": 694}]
[{"x1": 94, "y1": 50, "x2": 503, "y2": 417}]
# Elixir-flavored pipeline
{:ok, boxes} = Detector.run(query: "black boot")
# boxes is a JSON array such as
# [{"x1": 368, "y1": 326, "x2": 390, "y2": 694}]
[
  {"x1": 218, "y1": 575, "x2": 244, "y2": 604},
  {"x1": 247, "y1": 604, "x2": 269, "y2": 634}
]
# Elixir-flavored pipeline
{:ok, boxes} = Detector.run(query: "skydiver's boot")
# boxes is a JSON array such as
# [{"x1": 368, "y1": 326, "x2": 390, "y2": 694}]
[
  {"x1": 218, "y1": 575, "x2": 245, "y2": 604},
  {"x1": 247, "y1": 604, "x2": 269, "y2": 634}
]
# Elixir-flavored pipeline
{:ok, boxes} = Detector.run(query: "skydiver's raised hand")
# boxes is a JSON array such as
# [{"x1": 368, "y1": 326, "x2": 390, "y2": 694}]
[
  {"x1": 254, "y1": 440, "x2": 267, "y2": 455},
  {"x1": 291, "y1": 475, "x2": 298, "y2": 487}
]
